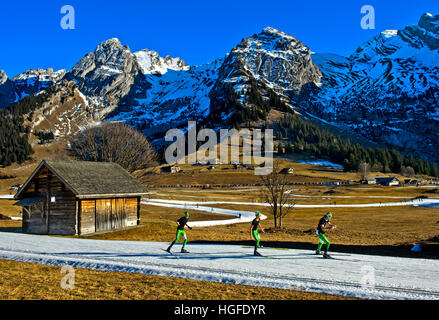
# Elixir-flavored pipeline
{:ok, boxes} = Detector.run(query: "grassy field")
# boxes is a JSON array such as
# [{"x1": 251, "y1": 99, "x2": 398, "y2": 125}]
[{"x1": 0, "y1": 259, "x2": 351, "y2": 300}]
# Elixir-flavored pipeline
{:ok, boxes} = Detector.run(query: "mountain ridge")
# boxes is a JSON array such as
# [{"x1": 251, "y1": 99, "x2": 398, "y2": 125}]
[{"x1": 1, "y1": 13, "x2": 438, "y2": 162}]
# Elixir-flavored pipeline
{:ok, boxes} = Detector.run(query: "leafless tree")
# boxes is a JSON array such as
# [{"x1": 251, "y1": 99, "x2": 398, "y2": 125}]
[
  {"x1": 259, "y1": 160, "x2": 295, "y2": 228},
  {"x1": 401, "y1": 166, "x2": 415, "y2": 177},
  {"x1": 357, "y1": 162, "x2": 371, "y2": 181},
  {"x1": 69, "y1": 122, "x2": 157, "y2": 172}
]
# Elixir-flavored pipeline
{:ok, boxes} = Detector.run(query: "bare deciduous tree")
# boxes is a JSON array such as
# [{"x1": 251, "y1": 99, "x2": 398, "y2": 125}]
[
  {"x1": 401, "y1": 166, "x2": 415, "y2": 177},
  {"x1": 259, "y1": 160, "x2": 295, "y2": 228},
  {"x1": 357, "y1": 162, "x2": 371, "y2": 181},
  {"x1": 69, "y1": 122, "x2": 157, "y2": 172}
]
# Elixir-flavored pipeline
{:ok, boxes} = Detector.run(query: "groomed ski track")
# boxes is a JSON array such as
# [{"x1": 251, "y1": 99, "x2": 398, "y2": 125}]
[{"x1": 1, "y1": 232, "x2": 439, "y2": 300}]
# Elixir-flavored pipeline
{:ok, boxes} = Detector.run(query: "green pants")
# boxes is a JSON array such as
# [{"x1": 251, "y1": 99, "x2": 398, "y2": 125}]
[
  {"x1": 252, "y1": 230, "x2": 260, "y2": 247},
  {"x1": 317, "y1": 232, "x2": 330, "y2": 252},
  {"x1": 174, "y1": 229, "x2": 187, "y2": 248}
]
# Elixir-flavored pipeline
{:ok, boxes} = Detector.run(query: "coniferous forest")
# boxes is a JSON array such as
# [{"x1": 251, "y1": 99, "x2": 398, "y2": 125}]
[
  {"x1": 0, "y1": 87, "x2": 55, "y2": 166},
  {"x1": 275, "y1": 113, "x2": 439, "y2": 177}
]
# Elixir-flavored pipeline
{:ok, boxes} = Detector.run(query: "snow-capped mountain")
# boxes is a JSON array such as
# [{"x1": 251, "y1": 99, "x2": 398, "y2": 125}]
[
  {"x1": 304, "y1": 13, "x2": 439, "y2": 160},
  {"x1": 107, "y1": 58, "x2": 222, "y2": 136},
  {"x1": 64, "y1": 38, "x2": 149, "y2": 116},
  {"x1": 134, "y1": 49, "x2": 190, "y2": 75},
  {"x1": 0, "y1": 68, "x2": 65, "y2": 108},
  {"x1": 1, "y1": 13, "x2": 438, "y2": 161},
  {"x1": 209, "y1": 27, "x2": 322, "y2": 121},
  {"x1": 12, "y1": 68, "x2": 66, "y2": 98}
]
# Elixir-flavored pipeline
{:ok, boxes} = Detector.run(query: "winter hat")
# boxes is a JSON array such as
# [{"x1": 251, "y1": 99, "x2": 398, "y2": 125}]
[{"x1": 255, "y1": 211, "x2": 261, "y2": 216}]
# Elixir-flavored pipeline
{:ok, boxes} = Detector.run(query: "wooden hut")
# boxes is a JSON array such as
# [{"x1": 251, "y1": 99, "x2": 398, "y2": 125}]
[{"x1": 14, "y1": 160, "x2": 148, "y2": 235}]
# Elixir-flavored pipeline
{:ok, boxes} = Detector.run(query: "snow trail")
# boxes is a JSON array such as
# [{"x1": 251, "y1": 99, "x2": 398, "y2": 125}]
[
  {"x1": 0, "y1": 233, "x2": 438, "y2": 300},
  {"x1": 142, "y1": 199, "x2": 266, "y2": 227}
]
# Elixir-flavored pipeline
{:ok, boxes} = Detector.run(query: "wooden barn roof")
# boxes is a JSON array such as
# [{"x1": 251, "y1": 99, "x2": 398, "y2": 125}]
[{"x1": 15, "y1": 160, "x2": 148, "y2": 199}]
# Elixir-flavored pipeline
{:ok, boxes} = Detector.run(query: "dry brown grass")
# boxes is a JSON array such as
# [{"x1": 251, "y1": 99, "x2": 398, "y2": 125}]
[
  {"x1": 0, "y1": 259, "x2": 350, "y2": 300},
  {"x1": 0, "y1": 140, "x2": 72, "y2": 194},
  {"x1": 0, "y1": 200, "x2": 21, "y2": 217}
]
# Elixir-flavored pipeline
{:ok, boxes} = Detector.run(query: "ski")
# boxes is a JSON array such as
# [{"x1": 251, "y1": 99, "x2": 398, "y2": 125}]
[
  {"x1": 162, "y1": 249, "x2": 179, "y2": 258},
  {"x1": 268, "y1": 247, "x2": 289, "y2": 251},
  {"x1": 250, "y1": 253, "x2": 281, "y2": 259}
]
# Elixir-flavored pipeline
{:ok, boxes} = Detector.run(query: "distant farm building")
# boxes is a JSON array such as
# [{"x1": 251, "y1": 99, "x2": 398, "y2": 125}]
[
  {"x1": 365, "y1": 178, "x2": 377, "y2": 185},
  {"x1": 375, "y1": 177, "x2": 400, "y2": 186},
  {"x1": 14, "y1": 160, "x2": 148, "y2": 235},
  {"x1": 161, "y1": 165, "x2": 181, "y2": 174},
  {"x1": 280, "y1": 167, "x2": 295, "y2": 174}
]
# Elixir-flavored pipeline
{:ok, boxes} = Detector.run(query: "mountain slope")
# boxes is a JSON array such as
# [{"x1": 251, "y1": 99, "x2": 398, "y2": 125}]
[
  {"x1": 306, "y1": 13, "x2": 439, "y2": 161},
  {"x1": 0, "y1": 68, "x2": 65, "y2": 108},
  {"x1": 0, "y1": 70, "x2": 16, "y2": 108}
]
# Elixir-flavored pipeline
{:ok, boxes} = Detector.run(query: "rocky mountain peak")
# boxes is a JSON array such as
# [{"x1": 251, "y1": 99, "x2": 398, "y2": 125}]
[
  {"x1": 134, "y1": 49, "x2": 190, "y2": 74},
  {"x1": 225, "y1": 27, "x2": 322, "y2": 96},
  {"x1": 65, "y1": 37, "x2": 146, "y2": 104},
  {"x1": 418, "y1": 13, "x2": 439, "y2": 33},
  {"x1": 0, "y1": 70, "x2": 7, "y2": 84},
  {"x1": 92, "y1": 38, "x2": 133, "y2": 70},
  {"x1": 238, "y1": 26, "x2": 305, "y2": 53},
  {"x1": 398, "y1": 12, "x2": 439, "y2": 50},
  {"x1": 12, "y1": 68, "x2": 65, "y2": 82},
  {"x1": 0, "y1": 70, "x2": 16, "y2": 109}
]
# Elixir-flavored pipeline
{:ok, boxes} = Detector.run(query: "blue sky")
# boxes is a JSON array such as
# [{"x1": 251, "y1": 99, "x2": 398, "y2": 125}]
[{"x1": 1, "y1": 0, "x2": 438, "y2": 77}]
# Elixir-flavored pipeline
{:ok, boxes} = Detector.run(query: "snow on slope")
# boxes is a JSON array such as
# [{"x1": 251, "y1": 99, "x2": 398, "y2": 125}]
[
  {"x1": 108, "y1": 58, "x2": 223, "y2": 131},
  {"x1": 134, "y1": 49, "x2": 190, "y2": 75},
  {"x1": 0, "y1": 232, "x2": 438, "y2": 300}
]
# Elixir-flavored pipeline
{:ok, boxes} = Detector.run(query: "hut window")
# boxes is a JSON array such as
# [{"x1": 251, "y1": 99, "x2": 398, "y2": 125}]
[{"x1": 51, "y1": 196, "x2": 56, "y2": 203}]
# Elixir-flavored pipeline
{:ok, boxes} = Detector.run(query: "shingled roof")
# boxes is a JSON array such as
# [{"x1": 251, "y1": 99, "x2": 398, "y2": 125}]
[{"x1": 15, "y1": 160, "x2": 148, "y2": 199}]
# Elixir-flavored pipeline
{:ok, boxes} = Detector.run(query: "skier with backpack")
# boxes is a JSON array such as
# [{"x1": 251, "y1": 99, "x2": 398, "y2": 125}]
[
  {"x1": 251, "y1": 211, "x2": 265, "y2": 256},
  {"x1": 315, "y1": 212, "x2": 336, "y2": 258},
  {"x1": 166, "y1": 211, "x2": 193, "y2": 253}
]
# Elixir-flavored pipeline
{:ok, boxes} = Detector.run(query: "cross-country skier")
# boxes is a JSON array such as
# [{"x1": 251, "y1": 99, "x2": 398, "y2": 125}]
[
  {"x1": 166, "y1": 211, "x2": 193, "y2": 253},
  {"x1": 315, "y1": 212, "x2": 336, "y2": 258},
  {"x1": 251, "y1": 211, "x2": 265, "y2": 256}
]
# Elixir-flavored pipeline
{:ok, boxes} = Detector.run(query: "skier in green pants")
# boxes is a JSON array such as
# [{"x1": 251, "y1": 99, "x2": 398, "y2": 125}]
[
  {"x1": 315, "y1": 212, "x2": 336, "y2": 258},
  {"x1": 167, "y1": 211, "x2": 193, "y2": 253},
  {"x1": 251, "y1": 211, "x2": 265, "y2": 256}
]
